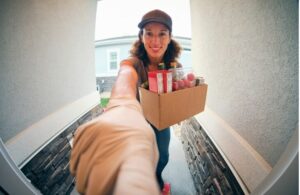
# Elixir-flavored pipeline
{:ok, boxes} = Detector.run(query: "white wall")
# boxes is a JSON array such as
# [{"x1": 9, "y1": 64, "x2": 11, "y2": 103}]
[
  {"x1": 190, "y1": 0, "x2": 298, "y2": 192},
  {"x1": 0, "y1": 0, "x2": 99, "y2": 166}
]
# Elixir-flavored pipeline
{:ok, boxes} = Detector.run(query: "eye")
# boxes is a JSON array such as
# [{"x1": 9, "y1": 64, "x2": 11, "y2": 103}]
[
  {"x1": 145, "y1": 31, "x2": 153, "y2": 37},
  {"x1": 159, "y1": 32, "x2": 168, "y2": 37},
  {"x1": 145, "y1": 31, "x2": 153, "y2": 39}
]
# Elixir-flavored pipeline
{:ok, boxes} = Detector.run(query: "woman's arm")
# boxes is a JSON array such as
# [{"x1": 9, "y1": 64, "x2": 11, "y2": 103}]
[
  {"x1": 70, "y1": 60, "x2": 160, "y2": 195},
  {"x1": 110, "y1": 62, "x2": 137, "y2": 99}
]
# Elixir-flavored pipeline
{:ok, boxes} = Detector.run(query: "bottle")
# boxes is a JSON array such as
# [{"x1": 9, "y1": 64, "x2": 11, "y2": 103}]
[
  {"x1": 158, "y1": 62, "x2": 165, "y2": 70},
  {"x1": 170, "y1": 62, "x2": 177, "y2": 68}
]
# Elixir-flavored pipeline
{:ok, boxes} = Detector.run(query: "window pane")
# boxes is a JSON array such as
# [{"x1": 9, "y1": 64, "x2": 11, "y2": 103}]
[
  {"x1": 110, "y1": 61, "x2": 117, "y2": 70},
  {"x1": 110, "y1": 52, "x2": 117, "y2": 60}
]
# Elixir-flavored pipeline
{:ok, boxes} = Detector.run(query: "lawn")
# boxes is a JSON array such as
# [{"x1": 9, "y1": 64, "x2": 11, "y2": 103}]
[{"x1": 100, "y1": 98, "x2": 109, "y2": 108}]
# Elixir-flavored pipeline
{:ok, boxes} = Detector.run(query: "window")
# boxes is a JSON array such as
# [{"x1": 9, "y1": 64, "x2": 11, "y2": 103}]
[{"x1": 107, "y1": 49, "x2": 119, "y2": 72}]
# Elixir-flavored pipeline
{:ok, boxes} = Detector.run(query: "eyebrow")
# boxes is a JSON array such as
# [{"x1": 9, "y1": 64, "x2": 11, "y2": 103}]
[{"x1": 144, "y1": 29, "x2": 168, "y2": 32}]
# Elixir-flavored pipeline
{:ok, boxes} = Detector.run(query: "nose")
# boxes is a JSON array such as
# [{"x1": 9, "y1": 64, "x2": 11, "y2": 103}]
[{"x1": 151, "y1": 35, "x2": 160, "y2": 45}]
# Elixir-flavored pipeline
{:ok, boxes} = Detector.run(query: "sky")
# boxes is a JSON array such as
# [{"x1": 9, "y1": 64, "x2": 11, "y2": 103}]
[{"x1": 95, "y1": 0, "x2": 192, "y2": 40}]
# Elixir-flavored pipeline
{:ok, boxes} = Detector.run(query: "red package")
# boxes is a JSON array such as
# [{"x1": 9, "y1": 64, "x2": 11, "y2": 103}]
[
  {"x1": 148, "y1": 70, "x2": 172, "y2": 93},
  {"x1": 162, "y1": 70, "x2": 172, "y2": 93},
  {"x1": 148, "y1": 71, "x2": 163, "y2": 93}
]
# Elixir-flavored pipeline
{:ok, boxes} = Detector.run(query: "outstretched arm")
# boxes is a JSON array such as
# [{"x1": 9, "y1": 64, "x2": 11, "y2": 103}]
[
  {"x1": 110, "y1": 63, "x2": 138, "y2": 99},
  {"x1": 70, "y1": 61, "x2": 159, "y2": 195}
]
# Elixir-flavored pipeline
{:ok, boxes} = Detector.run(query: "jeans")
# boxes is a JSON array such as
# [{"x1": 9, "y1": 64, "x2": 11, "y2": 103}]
[{"x1": 151, "y1": 125, "x2": 171, "y2": 190}]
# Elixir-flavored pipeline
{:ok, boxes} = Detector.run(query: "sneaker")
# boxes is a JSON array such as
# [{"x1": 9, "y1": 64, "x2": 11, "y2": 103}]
[{"x1": 161, "y1": 183, "x2": 171, "y2": 195}]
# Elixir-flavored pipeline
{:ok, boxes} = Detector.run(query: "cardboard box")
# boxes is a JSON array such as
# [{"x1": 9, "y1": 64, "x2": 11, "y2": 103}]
[{"x1": 139, "y1": 84, "x2": 208, "y2": 130}]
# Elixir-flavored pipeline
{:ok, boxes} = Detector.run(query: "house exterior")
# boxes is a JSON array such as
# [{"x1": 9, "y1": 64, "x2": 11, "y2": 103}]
[{"x1": 95, "y1": 35, "x2": 192, "y2": 92}]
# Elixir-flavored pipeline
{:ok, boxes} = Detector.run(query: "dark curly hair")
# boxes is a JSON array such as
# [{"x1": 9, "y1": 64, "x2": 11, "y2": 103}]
[{"x1": 130, "y1": 29, "x2": 182, "y2": 69}]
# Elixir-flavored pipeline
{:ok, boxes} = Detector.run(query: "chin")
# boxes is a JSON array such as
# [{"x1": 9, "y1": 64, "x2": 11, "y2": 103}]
[{"x1": 150, "y1": 52, "x2": 163, "y2": 58}]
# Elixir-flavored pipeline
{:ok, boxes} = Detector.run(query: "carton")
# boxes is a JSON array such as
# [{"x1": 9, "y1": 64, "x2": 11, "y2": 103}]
[{"x1": 139, "y1": 84, "x2": 208, "y2": 130}]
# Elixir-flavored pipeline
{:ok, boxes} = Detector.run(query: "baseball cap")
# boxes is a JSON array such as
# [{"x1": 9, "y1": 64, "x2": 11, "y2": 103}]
[{"x1": 138, "y1": 9, "x2": 172, "y2": 32}]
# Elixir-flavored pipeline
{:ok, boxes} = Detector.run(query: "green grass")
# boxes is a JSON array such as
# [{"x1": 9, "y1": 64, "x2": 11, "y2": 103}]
[{"x1": 100, "y1": 98, "x2": 110, "y2": 108}]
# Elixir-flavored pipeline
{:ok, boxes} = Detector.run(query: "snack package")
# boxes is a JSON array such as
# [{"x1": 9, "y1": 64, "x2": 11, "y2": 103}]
[
  {"x1": 148, "y1": 70, "x2": 173, "y2": 93},
  {"x1": 163, "y1": 70, "x2": 172, "y2": 93},
  {"x1": 148, "y1": 71, "x2": 163, "y2": 94}
]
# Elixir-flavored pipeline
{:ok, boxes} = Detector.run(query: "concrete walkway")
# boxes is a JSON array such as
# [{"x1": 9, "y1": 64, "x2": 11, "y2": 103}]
[{"x1": 162, "y1": 125, "x2": 196, "y2": 195}]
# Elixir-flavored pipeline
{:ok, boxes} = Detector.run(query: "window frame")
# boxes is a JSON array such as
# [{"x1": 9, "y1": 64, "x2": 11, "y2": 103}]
[{"x1": 106, "y1": 49, "x2": 120, "y2": 73}]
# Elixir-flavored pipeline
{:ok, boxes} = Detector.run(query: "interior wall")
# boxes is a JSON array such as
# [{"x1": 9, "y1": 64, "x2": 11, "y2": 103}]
[{"x1": 0, "y1": 0, "x2": 97, "y2": 142}]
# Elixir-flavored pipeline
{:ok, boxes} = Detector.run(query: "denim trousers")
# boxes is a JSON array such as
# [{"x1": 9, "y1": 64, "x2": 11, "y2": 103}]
[{"x1": 151, "y1": 124, "x2": 171, "y2": 190}]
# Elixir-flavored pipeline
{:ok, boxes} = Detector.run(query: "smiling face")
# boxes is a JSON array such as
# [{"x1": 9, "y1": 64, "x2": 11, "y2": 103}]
[{"x1": 141, "y1": 22, "x2": 171, "y2": 64}]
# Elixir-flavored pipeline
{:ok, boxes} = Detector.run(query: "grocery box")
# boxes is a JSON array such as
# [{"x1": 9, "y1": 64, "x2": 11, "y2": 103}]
[{"x1": 139, "y1": 84, "x2": 208, "y2": 130}]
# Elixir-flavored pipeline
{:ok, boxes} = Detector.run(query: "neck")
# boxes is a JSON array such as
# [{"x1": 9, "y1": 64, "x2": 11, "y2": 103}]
[
  {"x1": 148, "y1": 56, "x2": 163, "y2": 66},
  {"x1": 148, "y1": 64, "x2": 158, "y2": 71}
]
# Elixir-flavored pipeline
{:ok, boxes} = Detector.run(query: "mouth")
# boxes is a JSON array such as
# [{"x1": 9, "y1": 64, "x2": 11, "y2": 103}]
[{"x1": 150, "y1": 47, "x2": 161, "y2": 53}]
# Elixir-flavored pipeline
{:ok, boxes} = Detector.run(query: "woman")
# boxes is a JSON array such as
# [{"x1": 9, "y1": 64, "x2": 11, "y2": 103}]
[{"x1": 121, "y1": 9, "x2": 182, "y2": 192}]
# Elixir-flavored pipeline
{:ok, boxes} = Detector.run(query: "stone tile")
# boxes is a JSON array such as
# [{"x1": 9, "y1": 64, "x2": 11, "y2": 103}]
[
  {"x1": 21, "y1": 105, "x2": 102, "y2": 195},
  {"x1": 180, "y1": 118, "x2": 244, "y2": 195}
]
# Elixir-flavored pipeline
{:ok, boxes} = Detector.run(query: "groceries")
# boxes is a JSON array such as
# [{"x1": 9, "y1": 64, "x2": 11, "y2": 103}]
[{"x1": 143, "y1": 62, "x2": 205, "y2": 93}]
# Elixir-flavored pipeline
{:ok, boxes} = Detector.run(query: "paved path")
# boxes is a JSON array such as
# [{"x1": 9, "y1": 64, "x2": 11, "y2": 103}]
[{"x1": 162, "y1": 125, "x2": 197, "y2": 195}]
